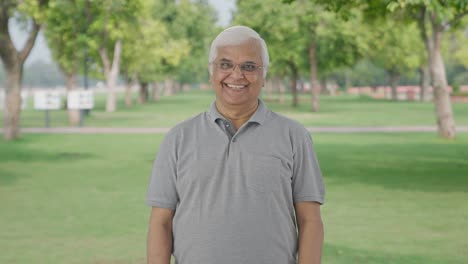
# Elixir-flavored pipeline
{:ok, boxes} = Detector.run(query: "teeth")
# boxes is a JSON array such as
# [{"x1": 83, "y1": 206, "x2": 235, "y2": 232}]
[{"x1": 226, "y1": 84, "x2": 246, "y2": 90}]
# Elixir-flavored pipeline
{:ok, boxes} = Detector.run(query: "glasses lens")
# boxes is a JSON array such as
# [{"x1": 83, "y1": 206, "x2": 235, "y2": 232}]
[
  {"x1": 215, "y1": 62, "x2": 261, "y2": 74},
  {"x1": 241, "y1": 63, "x2": 258, "y2": 72},
  {"x1": 219, "y1": 62, "x2": 234, "y2": 71}
]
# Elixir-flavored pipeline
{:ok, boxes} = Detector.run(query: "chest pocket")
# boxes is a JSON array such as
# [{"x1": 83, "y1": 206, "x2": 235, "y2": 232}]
[{"x1": 246, "y1": 153, "x2": 281, "y2": 193}]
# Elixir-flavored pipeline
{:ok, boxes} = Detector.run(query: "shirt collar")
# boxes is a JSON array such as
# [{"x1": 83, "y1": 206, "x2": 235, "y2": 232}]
[{"x1": 208, "y1": 99, "x2": 269, "y2": 125}]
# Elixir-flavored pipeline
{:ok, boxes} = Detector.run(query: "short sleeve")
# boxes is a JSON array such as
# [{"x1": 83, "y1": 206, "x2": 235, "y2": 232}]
[
  {"x1": 146, "y1": 131, "x2": 179, "y2": 210},
  {"x1": 291, "y1": 128, "x2": 325, "y2": 204}
]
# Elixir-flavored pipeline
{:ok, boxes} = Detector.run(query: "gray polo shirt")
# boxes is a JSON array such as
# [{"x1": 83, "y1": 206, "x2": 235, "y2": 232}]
[{"x1": 146, "y1": 99, "x2": 325, "y2": 264}]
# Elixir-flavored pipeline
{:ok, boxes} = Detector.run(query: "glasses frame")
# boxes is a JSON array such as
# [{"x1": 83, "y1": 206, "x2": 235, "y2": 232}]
[{"x1": 211, "y1": 61, "x2": 264, "y2": 75}]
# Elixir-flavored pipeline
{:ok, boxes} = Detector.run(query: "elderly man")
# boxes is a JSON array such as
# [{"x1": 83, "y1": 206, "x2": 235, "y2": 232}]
[{"x1": 146, "y1": 26, "x2": 325, "y2": 264}]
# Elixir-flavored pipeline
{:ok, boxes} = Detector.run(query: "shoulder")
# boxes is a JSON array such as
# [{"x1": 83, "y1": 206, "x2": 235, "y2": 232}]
[
  {"x1": 163, "y1": 112, "x2": 208, "y2": 141},
  {"x1": 170, "y1": 112, "x2": 205, "y2": 132},
  {"x1": 267, "y1": 111, "x2": 311, "y2": 138}
]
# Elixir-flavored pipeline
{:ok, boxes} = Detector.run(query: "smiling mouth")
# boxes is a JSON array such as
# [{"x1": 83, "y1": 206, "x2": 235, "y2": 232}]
[{"x1": 224, "y1": 83, "x2": 248, "y2": 91}]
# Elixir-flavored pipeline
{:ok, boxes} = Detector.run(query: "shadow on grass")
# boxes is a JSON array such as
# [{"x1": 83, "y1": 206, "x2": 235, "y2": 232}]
[
  {"x1": 0, "y1": 144, "x2": 94, "y2": 163},
  {"x1": 0, "y1": 138, "x2": 95, "y2": 186},
  {"x1": 323, "y1": 243, "x2": 460, "y2": 264},
  {"x1": 266, "y1": 94, "x2": 433, "y2": 115},
  {"x1": 0, "y1": 168, "x2": 19, "y2": 185},
  {"x1": 317, "y1": 140, "x2": 468, "y2": 193}
]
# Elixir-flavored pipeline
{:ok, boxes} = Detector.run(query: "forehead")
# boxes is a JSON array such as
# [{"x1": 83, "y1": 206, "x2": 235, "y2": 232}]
[{"x1": 216, "y1": 39, "x2": 262, "y2": 63}]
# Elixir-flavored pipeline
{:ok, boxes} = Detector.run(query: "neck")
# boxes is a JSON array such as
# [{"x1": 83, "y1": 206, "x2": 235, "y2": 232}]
[{"x1": 216, "y1": 100, "x2": 259, "y2": 129}]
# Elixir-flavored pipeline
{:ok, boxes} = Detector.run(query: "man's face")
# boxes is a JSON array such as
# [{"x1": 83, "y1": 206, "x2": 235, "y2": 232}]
[{"x1": 210, "y1": 39, "x2": 265, "y2": 108}]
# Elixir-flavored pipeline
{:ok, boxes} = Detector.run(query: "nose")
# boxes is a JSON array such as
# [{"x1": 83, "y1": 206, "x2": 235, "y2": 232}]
[{"x1": 230, "y1": 64, "x2": 245, "y2": 78}]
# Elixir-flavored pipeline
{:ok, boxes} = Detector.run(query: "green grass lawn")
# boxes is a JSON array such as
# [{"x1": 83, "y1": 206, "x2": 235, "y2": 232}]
[
  {"x1": 8, "y1": 89, "x2": 468, "y2": 128},
  {"x1": 1, "y1": 133, "x2": 467, "y2": 263}
]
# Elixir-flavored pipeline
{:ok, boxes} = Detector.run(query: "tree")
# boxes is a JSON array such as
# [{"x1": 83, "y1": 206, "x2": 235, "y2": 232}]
[
  {"x1": 0, "y1": 0, "x2": 49, "y2": 140},
  {"x1": 120, "y1": 0, "x2": 190, "y2": 105},
  {"x1": 236, "y1": 0, "x2": 367, "y2": 110},
  {"x1": 235, "y1": 0, "x2": 308, "y2": 107},
  {"x1": 167, "y1": 0, "x2": 219, "y2": 86},
  {"x1": 388, "y1": 0, "x2": 468, "y2": 139},
  {"x1": 44, "y1": 0, "x2": 87, "y2": 125},
  {"x1": 367, "y1": 19, "x2": 422, "y2": 100},
  {"x1": 85, "y1": 0, "x2": 142, "y2": 112},
  {"x1": 310, "y1": 0, "x2": 468, "y2": 138}
]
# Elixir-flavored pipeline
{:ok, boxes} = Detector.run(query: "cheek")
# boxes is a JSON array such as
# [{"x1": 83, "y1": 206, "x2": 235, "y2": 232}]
[
  {"x1": 250, "y1": 77, "x2": 264, "y2": 88},
  {"x1": 211, "y1": 73, "x2": 227, "y2": 84}
]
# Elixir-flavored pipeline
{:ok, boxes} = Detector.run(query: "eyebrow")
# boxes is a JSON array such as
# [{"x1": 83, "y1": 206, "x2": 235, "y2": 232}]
[{"x1": 219, "y1": 58, "x2": 258, "y2": 64}]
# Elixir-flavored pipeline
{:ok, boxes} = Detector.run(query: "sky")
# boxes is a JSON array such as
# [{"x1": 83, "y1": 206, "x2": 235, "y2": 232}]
[{"x1": 10, "y1": 0, "x2": 236, "y2": 66}]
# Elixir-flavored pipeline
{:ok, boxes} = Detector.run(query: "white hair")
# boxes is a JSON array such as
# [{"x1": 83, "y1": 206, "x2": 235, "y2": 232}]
[{"x1": 208, "y1": 25, "x2": 269, "y2": 78}]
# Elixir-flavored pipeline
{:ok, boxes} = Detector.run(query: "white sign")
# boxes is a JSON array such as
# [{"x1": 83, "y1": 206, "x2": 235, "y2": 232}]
[
  {"x1": 21, "y1": 91, "x2": 28, "y2": 109},
  {"x1": 68, "y1": 90, "x2": 94, "y2": 110},
  {"x1": 34, "y1": 90, "x2": 62, "y2": 110},
  {"x1": 1, "y1": 90, "x2": 29, "y2": 110}
]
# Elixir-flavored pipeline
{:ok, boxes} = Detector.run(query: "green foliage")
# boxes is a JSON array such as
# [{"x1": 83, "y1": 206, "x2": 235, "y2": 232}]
[
  {"x1": 118, "y1": 0, "x2": 218, "y2": 84},
  {"x1": 43, "y1": 0, "x2": 145, "y2": 81},
  {"x1": 44, "y1": 0, "x2": 87, "y2": 75},
  {"x1": 170, "y1": 0, "x2": 219, "y2": 84},
  {"x1": 235, "y1": 0, "x2": 367, "y2": 78},
  {"x1": 151, "y1": 0, "x2": 218, "y2": 83},
  {"x1": 366, "y1": 19, "x2": 423, "y2": 77},
  {"x1": 450, "y1": 23, "x2": 468, "y2": 68},
  {"x1": 348, "y1": 59, "x2": 388, "y2": 87},
  {"x1": 387, "y1": 0, "x2": 468, "y2": 24},
  {"x1": 120, "y1": 0, "x2": 190, "y2": 83},
  {"x1": 235, "y1": 0, "x2": 306, "y2": 76},
  {"x1": 17, "y1": 0, "x2": 50, "y2": 23},
  {"x1": 312, "y1": 8, "x2": 369, "y2": 76},
  {"x1": 85, "y1": 0, "x2": 142, "y2": 71}
]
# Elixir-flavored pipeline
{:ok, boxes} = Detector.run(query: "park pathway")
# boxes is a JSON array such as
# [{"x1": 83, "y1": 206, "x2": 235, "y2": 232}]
[{"x1": 18, "y1": 126, "x2": 468, "y2": 134}]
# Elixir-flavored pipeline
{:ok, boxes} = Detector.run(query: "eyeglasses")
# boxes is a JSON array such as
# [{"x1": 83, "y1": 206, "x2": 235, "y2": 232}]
[{"x1": 212, "y1": 61, "x2": 263, "y2": 75}]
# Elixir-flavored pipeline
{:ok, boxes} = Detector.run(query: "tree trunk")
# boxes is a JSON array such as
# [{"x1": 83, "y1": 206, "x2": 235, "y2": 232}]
[
  {"x1": 152, "y1": 82, "x2": 160, "y2": 102},
  {"x1": 419, "y1": 64, "x2": 431, "y2": 101},
  {"x1": 272, "y1": 77, "x2": 280, "y2": 102},
  {"x1": 124, "y1": 73, "x2": 135, "y2": 108},
  {"x1": 124, "y1": 81, "x2": 133, "y2": 108},
  {"x1": 288, "y1": 63, "x2": 298, "y2": 107},
  {"x1": 164, "y1": 78, "x2": 174, "y2": 96},
  {"x1": 344, "y1": 69, "x2": 351, "y2": 91},
  {"x1": 64, "y1": 72, "x2": 80, "y2": 126},
  {"x1": 417, "y1": 8, "x2": 455, "y2": 138},
  {"x1": 99, "y1": 40, "x2": 122, "y2": 113},
  {"x1": 139, "y1": 82, "x2": 149, "y2": 104},
  {"x1": 430, "y1": 27, "x2": 456, "y2": 139},
  {"x1": 417, "y1": 7, "x2": 433, "y2": 103},
  {"x1": 3, "y1": 65, "x2": 22, "y2": 140},
  {"x1": 265, "y1": 79, "x2": 273, "y2": 101},
  {"x1": 0, "y1": 15, "x2": 41, "y2": 140},
  {"x1": 174, "y1": 81, "x2": 181, "y2": 93},
  {"x1": 278, "y1": 78, "x2": 286, "y2": 104},
  {"x1": 320, "y1": 78, "x2": 327, "y2": 95},
  {"x1": 309, "y1": 41, "x2": 320, "y2": 112},
  {"x1": 389, "y1": 71, "x2": 400, "y2": 101}
]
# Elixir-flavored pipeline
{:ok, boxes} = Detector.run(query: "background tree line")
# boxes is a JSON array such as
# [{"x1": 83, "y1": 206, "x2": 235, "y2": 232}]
[
  {"x1": 1, "y1": 0, "x2": 219, "y2": 139},
  {"x1": 1, "y1": 0, "x2": 467, "y2": 140}
]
